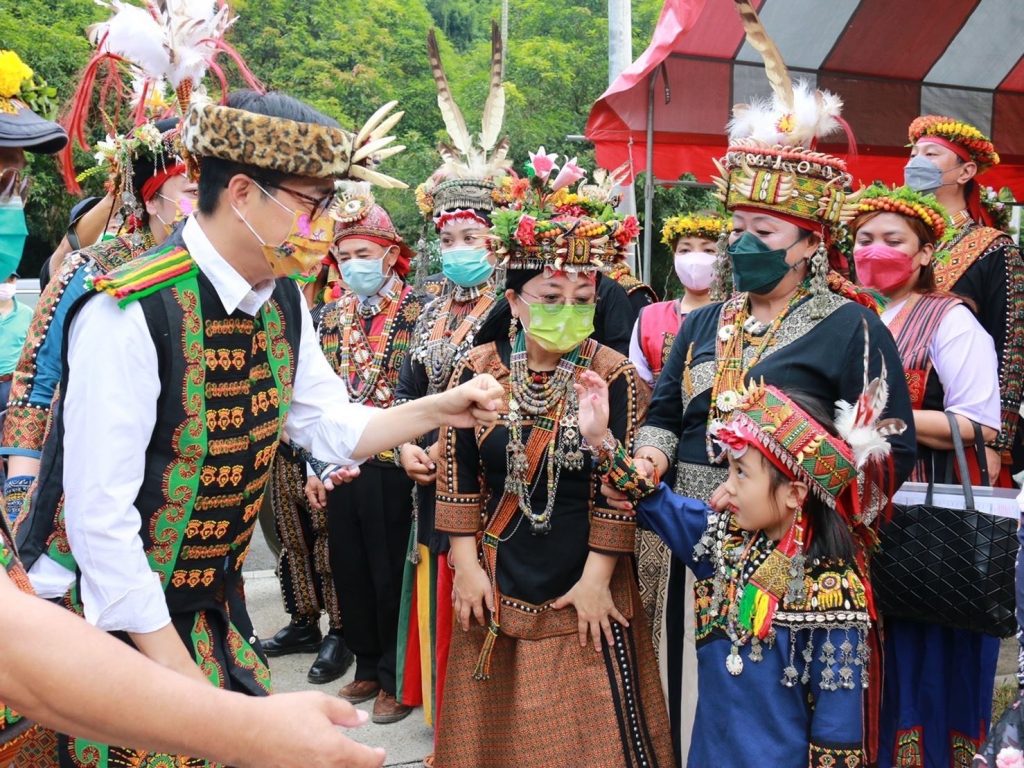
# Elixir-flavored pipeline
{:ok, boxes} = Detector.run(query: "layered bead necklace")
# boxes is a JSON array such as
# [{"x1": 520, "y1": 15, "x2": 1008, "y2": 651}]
[
  {"x1": 336, "y1": 283, "x2": 404, "y2": 407},
  {"x1": 505, "y1": 331, "x2": 595, "y2": 535},
  {"x1": 705, "y1": 287, "x2": 809, "y2": 461},
  {"x1": 413, "y1": 288, "x2": 496, "y2": 394}
]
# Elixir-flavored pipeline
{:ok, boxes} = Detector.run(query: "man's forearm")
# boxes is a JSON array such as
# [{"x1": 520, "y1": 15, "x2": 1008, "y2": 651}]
[
  {"x1": 0, "y1": 574, "x2": 251, "y2": 761},
  {"x1": 353, "y1": 394, "x2": 444, "y2": 460}
]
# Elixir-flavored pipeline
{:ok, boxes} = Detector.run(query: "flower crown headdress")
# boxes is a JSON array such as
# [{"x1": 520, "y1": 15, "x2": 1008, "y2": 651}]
[
  {"x1": 661, "y1": 212, "x2": 729, "y2": 246},
  {"x1": 909, "y1": 115, "x2": 999, "y2": 172},
  {"x1": 854, "y1": 185, "x2": 954, "y2": 246},
  {"x1": 489, "y1": 154, "x2": 638, "y2": 272}
]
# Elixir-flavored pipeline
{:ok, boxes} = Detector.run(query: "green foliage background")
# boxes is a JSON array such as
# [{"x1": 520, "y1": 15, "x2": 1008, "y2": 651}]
[{"x1": 1, "y1": 0, "x2": 714, "y2": 289}]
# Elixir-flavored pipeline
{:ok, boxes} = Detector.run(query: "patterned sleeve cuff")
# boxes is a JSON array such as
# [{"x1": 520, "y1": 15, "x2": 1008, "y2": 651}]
[
  {"x1": 635, "y1": 425, "x2": 678, "y2": 462},
  {"x1": 597, "y1": 442, "x2": 659, "y2": 504},
  {"x1": 809, "y1": 742, "x2": 865, "y2": 768},
  {"x1": 1, "y1": 405, "x2": 49, "y2": 457},
  {"x1": 588, "y1": 509, "x2": 636, "y2": 554},
  {"x1": 994, "y1": 408, "x2": 1019, "y2": 452},
  {"x1": 435, "y1": 493, "x2": 484, "y2": 535}
]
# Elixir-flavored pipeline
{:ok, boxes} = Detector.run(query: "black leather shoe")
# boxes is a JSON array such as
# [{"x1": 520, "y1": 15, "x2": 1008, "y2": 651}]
[
  {"x1": 260, "y1": 622, "x2": 322, "y2": 657},
  {"x1": 307, "y1": 633, "x2": 355, "y2": 684}
]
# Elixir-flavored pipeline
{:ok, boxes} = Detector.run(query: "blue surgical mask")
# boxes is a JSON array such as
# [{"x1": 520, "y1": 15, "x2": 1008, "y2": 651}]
[
  {"x1": 340, "y1": 255, "x2": 388, "y2": 297},
  {"x1": 441, "y1": 246, "x2": 494, "y2": 288},
  {"x1": 904, "y1": 155, "x2": 946, "y2": 194},
  {"x1": 0, "y1": 197, "x2": 27, "y2": 282}
]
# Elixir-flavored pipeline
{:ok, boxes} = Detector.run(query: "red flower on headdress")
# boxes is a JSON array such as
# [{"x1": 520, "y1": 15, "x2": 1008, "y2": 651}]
[
  {"x1": 515, "y1": 215, "x2": 537, "y2": 246},
  {"x1": 711, "y1": 421, "x2": 750, "y2": 455},
  {"x1": 615, "y1": 215, "x2": 640, "y2": 244}
]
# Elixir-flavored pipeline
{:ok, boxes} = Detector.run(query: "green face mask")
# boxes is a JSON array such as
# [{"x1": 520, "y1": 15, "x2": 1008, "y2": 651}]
[
  {"x1": 726, "y1": 231, "x2": 803, "y2": 295},
  {"x1": 524, "y1": 302, "x2": 596, "y2": 354}
]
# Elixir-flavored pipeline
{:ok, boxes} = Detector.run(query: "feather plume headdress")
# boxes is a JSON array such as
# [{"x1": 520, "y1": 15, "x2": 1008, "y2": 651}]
[
  {"x1": 59, "y1": 0, "x2": 263, "y2": 193},
  {"x1": 711, "y1": 0, "x2": 864, "y2": 231},
  {"x1": 416, "y1": 22, "x2": 512, "y2": 224}
]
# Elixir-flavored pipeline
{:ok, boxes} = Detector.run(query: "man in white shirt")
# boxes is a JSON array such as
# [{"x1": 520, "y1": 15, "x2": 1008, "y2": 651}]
[{"x1": 16, "y1": 89, "x2": 502, "y2": 768}]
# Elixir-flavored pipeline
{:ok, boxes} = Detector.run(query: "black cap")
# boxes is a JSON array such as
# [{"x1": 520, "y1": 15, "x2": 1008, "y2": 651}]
[{"x1": 0, "y1": 98, "x2": 67, "y2": 154}]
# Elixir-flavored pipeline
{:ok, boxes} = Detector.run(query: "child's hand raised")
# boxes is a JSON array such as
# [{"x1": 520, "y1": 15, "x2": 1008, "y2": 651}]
[{"x1": 574, "y1": 370, "x2": 610, "y2": 447}]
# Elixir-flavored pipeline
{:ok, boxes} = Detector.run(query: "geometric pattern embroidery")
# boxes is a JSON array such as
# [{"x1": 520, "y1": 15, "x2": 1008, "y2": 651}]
[
  {"x1": 893, "y1": 726, "x2": 923, "y2": 768},
  {"x1": 809, "y1": 742, "x2": 865, "y2": 768},
  {"x1": 950, "y1": 730, "x2": 980, "y2": 768}
]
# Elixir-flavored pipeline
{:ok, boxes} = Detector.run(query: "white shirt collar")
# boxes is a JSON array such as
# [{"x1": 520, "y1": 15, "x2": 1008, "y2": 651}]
[{"x1": 181, "y1": 216, "x2": 277, "y2": 316}]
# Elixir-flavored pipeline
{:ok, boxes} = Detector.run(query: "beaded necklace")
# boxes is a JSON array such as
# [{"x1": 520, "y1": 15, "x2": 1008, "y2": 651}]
[
  {"x1": 337, "y1": 285, "x2": 404, "y2": 407},
  {"x1": 505, "y1": 332, "x2": 595, "y2": 534},
  {"x1": 414, "y1": 289, "x2": 495, "y2": 393},
  {"x1": 705, "y1": 287, "x2": 809, "y2": 461}
]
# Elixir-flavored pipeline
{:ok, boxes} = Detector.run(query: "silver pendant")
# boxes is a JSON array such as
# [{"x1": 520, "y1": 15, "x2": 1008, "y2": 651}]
[{"x1": 726, "y1": 646, "x2": 744, "y2": 676}]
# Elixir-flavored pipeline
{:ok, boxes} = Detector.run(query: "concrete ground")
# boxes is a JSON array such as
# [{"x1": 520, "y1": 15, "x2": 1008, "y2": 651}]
[{"x1": 244, "y1": 530, "x2": 433, "y2": 768}]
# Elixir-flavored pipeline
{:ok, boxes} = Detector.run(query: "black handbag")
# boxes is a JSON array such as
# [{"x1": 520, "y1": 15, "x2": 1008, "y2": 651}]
[{"x1": 871, "y1": 412, "x2": 1018, "y2": 637}]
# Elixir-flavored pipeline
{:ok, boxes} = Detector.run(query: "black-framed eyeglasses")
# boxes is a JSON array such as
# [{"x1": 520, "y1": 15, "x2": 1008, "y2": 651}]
[{"x1": 259, "y1": 179, "x2": 334, "y2": 219}]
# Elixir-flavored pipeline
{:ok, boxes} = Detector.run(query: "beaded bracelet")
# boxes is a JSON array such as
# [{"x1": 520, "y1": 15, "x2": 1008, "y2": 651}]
[{"x1": 597, "y1": 442, "x2": 660, "y2": 504}]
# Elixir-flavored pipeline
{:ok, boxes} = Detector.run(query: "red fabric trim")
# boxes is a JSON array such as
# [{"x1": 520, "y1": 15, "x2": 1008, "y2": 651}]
[
  {"x1": 139, "y1": 163, "x2": 186, "y2": 202},
  {"x1": 915, "y1": 136, "x2": 972, "y2": 163},
  {"x1": 434, "y1": 555, "x2": 454, "y2": 738}
]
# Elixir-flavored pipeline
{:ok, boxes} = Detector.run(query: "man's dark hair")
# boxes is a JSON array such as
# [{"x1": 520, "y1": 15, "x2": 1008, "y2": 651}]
[{"x1": 196, "y1": 90, "x2": 340, "y2": 215}]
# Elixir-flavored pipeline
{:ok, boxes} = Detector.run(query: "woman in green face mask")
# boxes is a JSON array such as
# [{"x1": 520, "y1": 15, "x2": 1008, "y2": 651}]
[
  {"x1": 430, "y1": 162, "x2": 673, "y2": 767},
  {"x1": 598, "y1": 22, "x2": 919, "y2": 760}
]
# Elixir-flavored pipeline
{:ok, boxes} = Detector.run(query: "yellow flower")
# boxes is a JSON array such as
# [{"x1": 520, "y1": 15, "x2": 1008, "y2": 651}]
[{"x1": 0, "y1": 50, "x2": 32, "y2": 99}]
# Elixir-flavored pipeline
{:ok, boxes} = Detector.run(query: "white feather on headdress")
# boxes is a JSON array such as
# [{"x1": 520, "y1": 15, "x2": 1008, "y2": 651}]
[
  {"x1": 833, "y1": 320, "x2": 907, "y2": 468},
  {"x1": 728, "y1": 80, "x2": 844, "y2": 147},
  {"x1": 89, "y1": 0, "x2": 242, "y2": 93}
]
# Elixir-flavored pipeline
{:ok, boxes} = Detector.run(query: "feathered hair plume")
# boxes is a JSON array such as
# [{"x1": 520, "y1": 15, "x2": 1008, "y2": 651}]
[
  {"x1": 729, "y1": 0, "x2": 854, "y2": 151},
  {"x1": 426, "y1": 21, "x2": 511, "y2": 181},
  {"x1": 60, "y1": 0, "x2": 263, "y2": 193},
  {"x1": 833, "y1": 319, "x2": 907, "y2": 469}
]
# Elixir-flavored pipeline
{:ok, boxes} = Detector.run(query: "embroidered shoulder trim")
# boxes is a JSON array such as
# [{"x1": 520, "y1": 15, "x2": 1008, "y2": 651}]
[{"x1": 90, "y1": 246, "x2": 198, "y2": 308}]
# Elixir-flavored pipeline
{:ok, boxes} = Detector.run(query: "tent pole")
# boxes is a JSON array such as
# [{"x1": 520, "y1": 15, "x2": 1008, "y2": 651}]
[{"x1": 642, "y1": 70, "x2": 656, "y2": 284}]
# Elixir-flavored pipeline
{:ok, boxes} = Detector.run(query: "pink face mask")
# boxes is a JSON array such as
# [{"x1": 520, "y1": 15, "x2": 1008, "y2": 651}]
[
  {"x1": 674, "y1": 251, "x2": 717, "y2": 292},
  {"x1": 853, "y1": 243, "x2": 916, "y2": 295}
]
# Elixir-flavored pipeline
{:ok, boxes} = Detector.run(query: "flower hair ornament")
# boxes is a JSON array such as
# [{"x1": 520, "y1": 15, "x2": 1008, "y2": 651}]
[{"x1": 489, "y1": 154, "x2": 636, "y2": 273}]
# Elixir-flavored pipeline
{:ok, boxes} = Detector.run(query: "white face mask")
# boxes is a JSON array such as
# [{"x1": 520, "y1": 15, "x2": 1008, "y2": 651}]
[
  {"x1": 0, "y1": 282, "x2": 16, "y2": 301},
  {"x1": 674, "y1": 251, "x2": 717, "y2": 292}
]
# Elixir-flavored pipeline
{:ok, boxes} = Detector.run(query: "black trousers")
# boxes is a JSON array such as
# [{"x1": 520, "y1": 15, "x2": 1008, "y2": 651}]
[
  {"x1": 272, "y1": 443, "x2": 341, "y2": 630},
  {"x1": 328, "y1": 461, "x2": 413, "y2": 694}
]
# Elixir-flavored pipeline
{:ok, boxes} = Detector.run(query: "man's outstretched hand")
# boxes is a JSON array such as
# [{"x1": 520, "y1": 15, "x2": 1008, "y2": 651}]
[{"x1": 435, "y1": 374, "x2": 504, "y2": 429}]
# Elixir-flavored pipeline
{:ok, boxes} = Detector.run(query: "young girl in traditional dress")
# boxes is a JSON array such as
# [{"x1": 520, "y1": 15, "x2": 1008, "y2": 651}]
[{"x1": 579, "y1": 355, "x2": 905, "y2": 767}]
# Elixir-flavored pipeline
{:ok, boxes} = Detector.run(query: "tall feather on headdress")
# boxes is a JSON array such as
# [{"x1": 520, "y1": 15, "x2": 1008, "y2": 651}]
[
  {"x1": 728, "y1": 0, "x2": 853, "y2": 150},
  {"x1": 60, "y1": 0, "x2": 262, "y2": 192},
  {"x1": 425, "y1": 21, "x2": 511, "y2": 180}
]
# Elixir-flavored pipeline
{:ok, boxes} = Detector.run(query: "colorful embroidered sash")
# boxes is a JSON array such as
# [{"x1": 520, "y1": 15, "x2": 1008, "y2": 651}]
[
  {"x1": 934, "y1": 226, "x2": 1004, "y2": 291},
  {"x1": 887, "y1": 293, "x2": 961, "y2": 409}
]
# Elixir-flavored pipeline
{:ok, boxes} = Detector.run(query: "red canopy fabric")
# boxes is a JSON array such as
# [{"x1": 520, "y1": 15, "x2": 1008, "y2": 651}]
[{"x1": 586, "y1": 0, "x2": 1024, "y2": 196}]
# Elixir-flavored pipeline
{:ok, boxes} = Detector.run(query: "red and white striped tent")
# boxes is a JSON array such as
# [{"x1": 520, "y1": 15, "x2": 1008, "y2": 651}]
[{"x1": 585, "y1": 0, "x2": 1024, "y2": 273}]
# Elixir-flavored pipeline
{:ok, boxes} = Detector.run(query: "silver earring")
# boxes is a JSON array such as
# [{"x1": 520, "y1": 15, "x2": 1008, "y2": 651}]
[
  {"x1": 508, "y1": 314, "x2": 519, "y2": 345},
  {"x1": 809, "y1": 239, "x2": 830, "y2": 319},
  {"x1": 711, "y1": 230, "x2": 733, "y2": 301}
]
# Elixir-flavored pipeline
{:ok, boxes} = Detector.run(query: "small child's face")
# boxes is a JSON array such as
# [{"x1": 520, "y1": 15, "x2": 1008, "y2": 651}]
[{"x1": 721, "y1": 451, "x2": 797, "y2": 540}]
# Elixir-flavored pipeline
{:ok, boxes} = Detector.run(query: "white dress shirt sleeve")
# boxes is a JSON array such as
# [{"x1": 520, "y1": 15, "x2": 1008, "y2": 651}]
[
  {"x1": 284, "y1": 288, "x2": 375, "y2": 466},
  {"x1": 63, "y1": 293, "x2": 170, "y2": 633},
  {"x1": 628, "y1": 318, "x2": 655, "y2": 387},
  {"x1": 930, "y1": 304, "x2": 1002, "y2": 431}
]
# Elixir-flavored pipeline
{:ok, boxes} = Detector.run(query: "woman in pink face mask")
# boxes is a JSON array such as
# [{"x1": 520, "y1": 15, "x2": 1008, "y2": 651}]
[
  {"x1": 628, "y1": 212, "x2": 728, "y2": 388},
  {"x1": 852, "y1": 185, "x2": 1004, "y2": 768}
]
